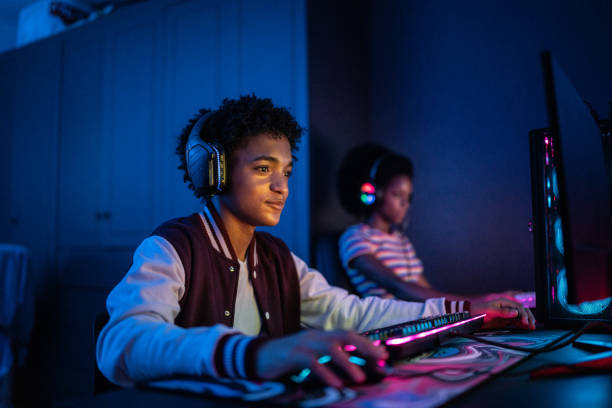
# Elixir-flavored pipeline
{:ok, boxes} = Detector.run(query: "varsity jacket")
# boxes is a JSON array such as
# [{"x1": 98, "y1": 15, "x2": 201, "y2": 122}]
[{"x1": 96, "y1": 204, "x2": 468, "y2": 387}]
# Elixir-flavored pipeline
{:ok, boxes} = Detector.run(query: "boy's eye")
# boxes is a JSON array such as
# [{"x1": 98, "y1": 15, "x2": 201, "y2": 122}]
[
  {"x1": 284, "y1": 170, "x2": 293, "y2": 177},
  {"x1": 255, "y1": 166, "x2": 270, "y2": 173}
]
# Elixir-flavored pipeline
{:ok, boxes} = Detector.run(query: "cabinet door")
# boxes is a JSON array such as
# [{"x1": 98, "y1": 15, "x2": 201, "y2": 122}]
[
  {"x1": 0, "y1": 55, "x2": 16, "y2": 240},
  {"x1": 159, "y1": 0, "x2": 241, "y2": 221},
  {"x1": 58, "y1": 35, "x2": 105, "y2": 247},
  {"x1": 99, "y1": 23, "x2": 158, "y2": 246},
  {"x1": 8, "y1": 41, "x2": 61, "y2": 291},
  {"x1": 240, "y1": 0, "x2": 310, "y2": 260}
]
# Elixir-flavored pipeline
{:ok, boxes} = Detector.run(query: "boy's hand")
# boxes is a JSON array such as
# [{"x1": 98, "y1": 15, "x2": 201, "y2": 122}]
[
  {"x1": 471, "y1": 298, "x2": 536, "y2": 330},
  {"x1": 254, "y1": 329, "x2": 388, "y2": 388}
]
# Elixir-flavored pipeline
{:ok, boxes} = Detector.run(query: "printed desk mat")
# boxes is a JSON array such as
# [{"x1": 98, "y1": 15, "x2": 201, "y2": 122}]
[{"x1": 147, "y1": 331, "x2": 559, "y2": 407}]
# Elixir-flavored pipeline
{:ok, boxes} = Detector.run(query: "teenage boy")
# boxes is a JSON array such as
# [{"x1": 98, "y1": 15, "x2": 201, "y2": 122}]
[{"x1": 96, "y1": 95, "x2": 535, "y2": 389}]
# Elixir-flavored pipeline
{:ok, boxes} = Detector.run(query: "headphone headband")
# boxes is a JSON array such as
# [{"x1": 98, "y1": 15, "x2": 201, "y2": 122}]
[{"x1": 368, "y1": 155, "x2": 384, "y2": 183}]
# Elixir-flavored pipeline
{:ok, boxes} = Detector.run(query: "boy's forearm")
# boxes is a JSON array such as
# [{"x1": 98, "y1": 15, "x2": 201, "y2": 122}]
[{"x1": 96, "y1": 314, "x2": 268, "y2": 386}]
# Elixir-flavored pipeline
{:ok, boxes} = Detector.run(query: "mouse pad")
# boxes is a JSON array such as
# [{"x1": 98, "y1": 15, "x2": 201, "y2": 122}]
[{"x1": 145, "y1": 331, "x2": 560, "y2": 407}]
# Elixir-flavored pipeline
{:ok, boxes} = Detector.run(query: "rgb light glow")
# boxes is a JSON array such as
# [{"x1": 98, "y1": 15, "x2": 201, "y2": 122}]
[
  {"x1": 361, "y1": 182, "x2": 375, "y2": 194},
  {"x1": 385, "y1": 314, "x2": 486, "y2": 346},
  {"x1": 360, "y1": 182, "x2": 376, "y2": 205},
  {"x1": 556, "y1": 268, "x2": 611, "y2": 315},
  {"x1": 360, "y1": 193, "x2": 375, "y2": 205}
]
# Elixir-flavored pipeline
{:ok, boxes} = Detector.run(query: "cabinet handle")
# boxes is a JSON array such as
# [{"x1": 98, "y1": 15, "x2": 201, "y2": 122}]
[{"x1": 95, "y1": 211, "x2": 112, "y2": 220}]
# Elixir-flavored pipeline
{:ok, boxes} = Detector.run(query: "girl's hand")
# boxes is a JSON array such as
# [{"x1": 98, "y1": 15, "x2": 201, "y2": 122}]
[{"x1": 471, "y1": 298, "x2": 536, "y2": 330}]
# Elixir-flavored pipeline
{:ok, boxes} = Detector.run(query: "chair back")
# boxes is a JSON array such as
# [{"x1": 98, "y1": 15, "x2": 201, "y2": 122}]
[{"x1": 313, "y1": 232, "x2": 355, "y2": 293}]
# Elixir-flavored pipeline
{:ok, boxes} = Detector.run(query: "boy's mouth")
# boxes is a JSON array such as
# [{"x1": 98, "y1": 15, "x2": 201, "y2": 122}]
[{"x1": 265, "y1": 200, "x2": 285, "y2": 211}]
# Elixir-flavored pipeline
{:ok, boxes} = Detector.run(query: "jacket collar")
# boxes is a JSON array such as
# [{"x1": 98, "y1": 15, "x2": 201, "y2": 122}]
[{"x1": 198, "y1": 202, "x2": 258, "y2": 268}]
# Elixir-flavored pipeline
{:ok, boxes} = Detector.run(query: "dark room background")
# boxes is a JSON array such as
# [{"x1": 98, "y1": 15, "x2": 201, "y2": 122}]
[{"x1": 0, "y1": 0, "x2": 611, "y2": 405}]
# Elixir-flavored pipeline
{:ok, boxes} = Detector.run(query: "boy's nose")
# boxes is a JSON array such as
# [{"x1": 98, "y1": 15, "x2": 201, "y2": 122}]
[{"x1": 271, "y1": 174, "x2": 289, "y2": 194}]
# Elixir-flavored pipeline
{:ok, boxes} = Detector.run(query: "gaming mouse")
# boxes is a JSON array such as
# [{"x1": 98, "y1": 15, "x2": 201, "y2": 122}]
[{"x1": 288, "y1": 352, "x2": 388, "y2": 387}]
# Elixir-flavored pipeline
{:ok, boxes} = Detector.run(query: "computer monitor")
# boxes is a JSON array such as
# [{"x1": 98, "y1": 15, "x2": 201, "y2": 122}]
[{"x1": 529, "y1": 51, "x2": 612, "y2": 327}]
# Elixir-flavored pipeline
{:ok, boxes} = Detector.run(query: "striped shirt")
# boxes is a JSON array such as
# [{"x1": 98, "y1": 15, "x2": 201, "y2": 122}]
[{"x1": 339, "y1": 223, "x2": 424, "y2": 298}]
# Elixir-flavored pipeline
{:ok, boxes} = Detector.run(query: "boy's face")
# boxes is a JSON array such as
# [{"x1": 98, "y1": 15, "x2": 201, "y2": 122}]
[
  {"x1": 379, "y1": 174, "x2": 413, "y2": 225},
  {"x1": 221, "y1": 133, "x2": 293, "y2": 227}
]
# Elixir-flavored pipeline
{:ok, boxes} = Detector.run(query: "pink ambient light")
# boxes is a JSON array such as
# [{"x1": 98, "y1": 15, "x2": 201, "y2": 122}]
[
  {"x1": 344, "y1": 339, "x2": 382, "y2": 352},
  {"x1": 385, "y1": 314, "x2": 486, "y2": 346},
  {"x1": 552, "y1": 286, "x2": 555, "y2": 302},
  {"x1": 361, "y1": 182, "x2": 375, "y2": 194}
]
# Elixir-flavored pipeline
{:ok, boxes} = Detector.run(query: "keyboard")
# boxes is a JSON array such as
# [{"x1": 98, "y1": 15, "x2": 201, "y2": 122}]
[{"x1": 361, "y1": 311, "x2": 486, "y2": 360}]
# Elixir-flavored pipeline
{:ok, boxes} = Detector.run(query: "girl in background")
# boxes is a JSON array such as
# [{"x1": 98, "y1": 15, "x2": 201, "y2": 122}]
[{"x1": 337, "y1": 143, "x2": 519, "y2": 304}]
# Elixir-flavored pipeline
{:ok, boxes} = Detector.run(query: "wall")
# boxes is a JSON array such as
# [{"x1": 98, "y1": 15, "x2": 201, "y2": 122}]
[
  {"x1": 0, "y1": 20, "x2": 15, "y2": 54},
  {"x1": 308, "y1": 0, "x2": 370, "y2": 247},
  {"x1": 367, "y1": 0, "x2": 612, "y2": 293}
]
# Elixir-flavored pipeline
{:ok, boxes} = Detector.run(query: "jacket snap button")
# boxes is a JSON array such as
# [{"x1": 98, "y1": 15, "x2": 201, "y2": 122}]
[
  {"x1": 265, "y1": 312, "x2": 270, "y2": 320},
  {"x1": 224, "y1": 310, "x2": 231, "y2": 317},
  {"x1": 229, "y1": 266, "x2": 235, "y2": 272},
  {"x1": 253, "y1": 271, "x2": 257, "y2": 279}
]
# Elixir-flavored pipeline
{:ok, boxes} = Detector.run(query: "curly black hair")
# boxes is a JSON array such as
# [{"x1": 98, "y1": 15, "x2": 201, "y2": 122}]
[
  {"x1": 177, "y1": 95, "x2": 303, "y2": 200},
  {"x1": 337, "y1": 142, "x2": 414, "y2": 218}
]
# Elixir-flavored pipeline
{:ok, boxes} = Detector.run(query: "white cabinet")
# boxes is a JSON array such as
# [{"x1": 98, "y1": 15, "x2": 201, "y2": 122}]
[
  {"x1": 99, "y1": 23, "x2": 158, "y2": 245},
  {"x1": 58, "y1": 35, "x2": 105, "y2": 247},
  {"x1": 57, "y1": 0, "x2": 308, "y2": 257},
  {"x1": 5, "y1": 0, "x2": 309, "y2": 262}
]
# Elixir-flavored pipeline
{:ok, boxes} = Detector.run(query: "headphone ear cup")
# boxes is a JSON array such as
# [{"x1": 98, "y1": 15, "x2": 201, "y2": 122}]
[
  {"x1": 360, "y1": 154, "x2": 385, "y2": 207},
  {"x1": 187, "y1": 143, "x2": 210, "y2": 191},
  {"x1": 359, "y1": 181, "x2": 376, "y2": 206},
  {"x1": 186, "y1": 112, "x2": 227, "y2": 193},
  {"x1": 208, "y1": 141, "x2": 227, "y2": 192}
]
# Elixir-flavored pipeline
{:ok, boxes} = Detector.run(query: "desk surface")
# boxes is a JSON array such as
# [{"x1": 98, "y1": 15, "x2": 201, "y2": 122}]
[
  {"x1": 60, "y1": 329, "x2": 612, "y2": 408},
  {"x1": 451, "y1": 330, "x2": 612, "y2": 408}
]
